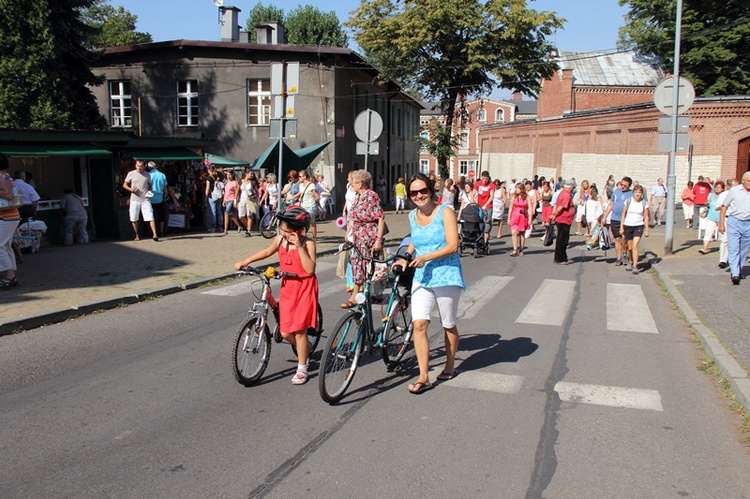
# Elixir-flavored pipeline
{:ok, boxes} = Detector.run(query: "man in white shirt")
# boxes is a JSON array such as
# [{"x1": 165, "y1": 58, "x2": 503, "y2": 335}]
[
  {"x1": 13, "y1": 171, "x2": 40, "y2": 220},
  {"x1": 649, "y1": 178, "x2": 667, "y2": 225}
]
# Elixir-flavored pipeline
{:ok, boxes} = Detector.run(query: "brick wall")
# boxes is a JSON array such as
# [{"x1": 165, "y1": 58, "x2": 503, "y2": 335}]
[{"x1": 479, "y1": 99, "x2": 750, "y2": 194}]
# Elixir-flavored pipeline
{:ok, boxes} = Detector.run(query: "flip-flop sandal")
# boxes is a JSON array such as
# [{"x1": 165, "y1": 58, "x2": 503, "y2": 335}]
[
  {"x1": 408, "y1": 381, "x2": 433, "y2": 394},
  {"x1": 436, "y1": 370, "x2": 457, "y2": 381},
  {"x1": 340, "y1": 300, "x2": 357, "y2": 309}
]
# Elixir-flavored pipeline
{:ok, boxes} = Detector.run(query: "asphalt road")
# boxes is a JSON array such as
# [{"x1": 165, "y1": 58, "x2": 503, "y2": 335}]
[{"x1": 1, "y1": 240, "x2": 749, "y2": 498}]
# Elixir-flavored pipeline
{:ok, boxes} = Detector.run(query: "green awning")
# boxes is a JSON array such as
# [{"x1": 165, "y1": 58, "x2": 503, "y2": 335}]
[
  {"x1": 205, "y1": 153, "x2": 249, "y2": 167},
  {"x1": 296, "y1": 141, "x2": 331, "y2": 166},
  {"x1": 0, "y1": 144, "x2": 113, "y2": 156},
  {"x1": 125, "y1": 148, "x2": 203, "y2": 161},
  {"x1": 251, "y1": 140, "x2": 331, "y2": 179}
]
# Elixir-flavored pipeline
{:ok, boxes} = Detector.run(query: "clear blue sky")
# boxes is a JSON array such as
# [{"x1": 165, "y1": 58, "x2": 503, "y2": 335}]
[{"x1": 114, "y1": 0, "x2": 629, "y2": 98}]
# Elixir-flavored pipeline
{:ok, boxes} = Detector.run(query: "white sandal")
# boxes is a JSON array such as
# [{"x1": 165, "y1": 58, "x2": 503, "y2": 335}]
[{"x1": 291, "y1": 369, "x2": 308, "y2": 385}]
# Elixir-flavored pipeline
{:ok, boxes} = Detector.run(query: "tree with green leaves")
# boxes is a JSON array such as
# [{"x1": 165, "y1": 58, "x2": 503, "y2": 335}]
[
  {"x1": 347, "y1": 0, "x2": 562, "y2": 177},
  {"x1": 285, "y1": 6, "x2": 347, "y2": 47},
  {"x1": 245, "y1": 3, "x2": 347, "y2": 47},
  {"x1": 0, "y1": 0, "x2": 106, "y2": 130},
  {"x1": 618, "y1": 0, "x2": 750, "y2": 96},
  {"x1": 82, "y1": 0, "x2": 152, "y2": 49}
]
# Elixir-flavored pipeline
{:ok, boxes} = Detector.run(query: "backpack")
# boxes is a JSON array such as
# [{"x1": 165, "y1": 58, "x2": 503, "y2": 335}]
[{"x1": 599, "y1": 225, "x2": 613, "y2": 252}]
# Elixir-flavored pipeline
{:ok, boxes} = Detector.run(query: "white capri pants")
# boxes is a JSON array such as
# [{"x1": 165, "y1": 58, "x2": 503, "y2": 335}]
[
  {"x1": 129, "y1": 197, "x2": 155, "y2": 222},
  {"x1": 410, "y1": 284, "x2": 463, "y2": 329}
]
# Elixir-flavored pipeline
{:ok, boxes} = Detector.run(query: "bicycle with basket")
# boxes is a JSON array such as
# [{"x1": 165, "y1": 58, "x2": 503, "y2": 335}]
[
  {"x1": 230, "y1": 265, "x2": 323, "y2": 386},
  {"x1": 318, "y1": 242, "x2": 414, "y2": 404}
]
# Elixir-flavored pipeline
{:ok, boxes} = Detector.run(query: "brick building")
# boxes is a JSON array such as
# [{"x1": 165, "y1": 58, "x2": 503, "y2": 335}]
[
  {"x1": 479, "y1": 97, "x2": 750, "y2": 190},
  {"x1": 420, "y1": 94, "x2": 535, "y2": 179},
  {"x1": 537, "y1": 51, "x2": 665, "y2": 119}
]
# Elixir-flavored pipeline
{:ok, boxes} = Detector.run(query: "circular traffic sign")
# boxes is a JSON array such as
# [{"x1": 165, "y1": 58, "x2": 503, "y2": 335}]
[
  {"x1": 654, "y1": 76, "x2": 696, "y2": 115},
  {"x1": 354, "y1": 109, "x2": 383, "y2": 143}
]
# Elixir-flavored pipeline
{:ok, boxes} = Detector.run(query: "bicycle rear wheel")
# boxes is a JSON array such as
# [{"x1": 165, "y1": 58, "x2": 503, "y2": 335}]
[
  {"x1": 382, "y1": 294, "x2": 413, "y2": 369},
  {"x1": 319, "y1": 311, "x2": 364, "y2": 404},
  {"x1": 291, "y1": 304, "x2": 323, "y2": 356},
  {"x1": 231, "y1": 317, "x2": 271, "y2": 386},
  {"x1": 260, "y1": 211, "x2": 277, "y2": 239}
]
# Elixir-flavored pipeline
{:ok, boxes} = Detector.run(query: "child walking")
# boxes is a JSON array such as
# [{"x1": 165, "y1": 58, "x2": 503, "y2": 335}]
[{"x1": 233, "y1": 206, "x2": 318, "y2": 385}]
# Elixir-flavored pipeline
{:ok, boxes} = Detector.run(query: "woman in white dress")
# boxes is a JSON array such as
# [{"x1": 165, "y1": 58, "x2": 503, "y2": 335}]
[{"x1": 297, "y1": 170, "x2": 320, "y2": 239}]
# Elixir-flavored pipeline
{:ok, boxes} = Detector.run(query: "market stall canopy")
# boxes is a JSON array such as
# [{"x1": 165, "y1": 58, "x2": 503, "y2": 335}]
[
  {"x1": 125, "y1": 148, "x2": 203, "y2": 161},
  {"x1": 205, "y1": 153, "x2": 249, "y2": 167},
  {"x1": 252, "y1": 140, "x2": 330, "y2": 179},
  {"x1": 0, "y1": 144, "x2": 112, "y2": 156}
]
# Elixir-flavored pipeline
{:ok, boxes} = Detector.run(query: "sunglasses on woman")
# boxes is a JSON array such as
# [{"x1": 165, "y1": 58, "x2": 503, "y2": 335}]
[{"x1": 409, "y1": 187, "x2": 430, "y2": 197}]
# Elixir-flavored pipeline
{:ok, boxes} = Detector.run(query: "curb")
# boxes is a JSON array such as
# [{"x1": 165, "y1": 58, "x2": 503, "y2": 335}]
[
  {"x1": 0, "y1": 241, "x2": 365, "y2": 337},
  {"x1": 653, "y1": 262, "x2": 750, "y2": 411}
]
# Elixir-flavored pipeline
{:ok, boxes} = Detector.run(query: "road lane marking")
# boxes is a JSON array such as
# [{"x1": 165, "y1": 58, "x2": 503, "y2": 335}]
[
  {"x1": 202, "y1": 280, "x2": 258, "y2": 296},
  {"x1": 555, "y1": 381, "x2": 663, "y2": 411},
  {"x1": 440, "y1": 371, "x2": 524, "y2": 394},
  {"x1": 515, "y1": 279, "x2": 576, "y2": 326},
  {"x1": 444, "y1": 276, "x2": 514, "y2": 320},
  {"x1": 606, "y1": 283, "x2": 659, "y2": 333}
]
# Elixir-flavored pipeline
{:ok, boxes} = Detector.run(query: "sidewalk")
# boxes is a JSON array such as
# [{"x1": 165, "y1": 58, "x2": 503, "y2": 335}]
[{"x1": 1, "y1": 213, "x2": 748, "y2": 409}]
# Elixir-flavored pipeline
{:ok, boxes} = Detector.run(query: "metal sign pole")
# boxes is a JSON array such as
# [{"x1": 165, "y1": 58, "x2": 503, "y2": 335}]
[{"x1": 664, "y1": 0, "x2": 683, "y2": 256}]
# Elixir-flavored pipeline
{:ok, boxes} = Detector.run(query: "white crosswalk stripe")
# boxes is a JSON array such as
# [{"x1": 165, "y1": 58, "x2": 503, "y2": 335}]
[
  {"x1": 554, "y1": 381, "x2": 664, "y2": 411},
  {"x1": 606, "y1": 283, "x2": 659, "y2": 333},
  {"x1": 440, "y1": 371, "x2": 524, "y2": 394},
  {"x1": 431, "y1": 276, "x2": 514, "y2": 320},
  {"x1": 515, "y1": 279, "x2": 577, "y2": 326}
]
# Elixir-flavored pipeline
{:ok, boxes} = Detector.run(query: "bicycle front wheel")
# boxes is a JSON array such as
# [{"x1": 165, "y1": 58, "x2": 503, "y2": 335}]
[
  {"x1": 231, "y1": 317, "x2": 271, "y2": 386},
  {"x1": 319, "y1": 311, "x2": 364, "y2": 404},
  {"x1": 382, "y1": 294, "x2": 413, "y2": 368},
  {"x1": 260, "y1": 211, "x2": 277, "y2": 239}
]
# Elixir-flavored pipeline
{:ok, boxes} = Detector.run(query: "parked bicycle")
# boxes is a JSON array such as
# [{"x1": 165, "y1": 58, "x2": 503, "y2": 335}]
[
  {"x1": 231, "y1": 265, "x2": 323, "y2": 386},
  {"x1": 259, "y1": 210, "x2": 277, "y2": 239},
  {"x1": 319, "y1": 243, "x2": 414, "y2": 404}
]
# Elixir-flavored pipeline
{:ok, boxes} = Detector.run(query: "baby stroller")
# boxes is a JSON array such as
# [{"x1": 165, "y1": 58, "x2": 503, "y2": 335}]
[{"x1": 458, "y1": 203, "x2": 488, "y2": 257}]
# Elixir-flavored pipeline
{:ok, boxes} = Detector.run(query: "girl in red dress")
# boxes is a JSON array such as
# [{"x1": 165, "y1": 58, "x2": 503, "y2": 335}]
[{"x1": 234, "y1": 206, "x2": 318, "y2": 385}]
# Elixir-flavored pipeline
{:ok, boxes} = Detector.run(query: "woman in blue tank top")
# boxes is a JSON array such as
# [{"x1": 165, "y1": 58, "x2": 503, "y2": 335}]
[{"x1": 398, "y1": 173, "x2": 465, "y2": 394}]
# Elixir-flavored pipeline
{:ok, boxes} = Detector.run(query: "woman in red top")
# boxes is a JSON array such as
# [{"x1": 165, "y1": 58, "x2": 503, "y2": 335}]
[
  {"x1": 509, "y1": 183, "x2": 532, "y2": 256},
  {"x1": 681, "y1": 181, "x2": 695, "y2": 229},
  {"x1": 234, "y1": 206, "x2": 318, "y2": 385}
]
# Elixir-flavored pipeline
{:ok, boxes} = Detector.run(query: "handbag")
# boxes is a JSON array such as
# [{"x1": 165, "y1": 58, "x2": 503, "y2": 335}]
[{"x1": 0, "y1": 181, "x2": 23, "y2": 209}]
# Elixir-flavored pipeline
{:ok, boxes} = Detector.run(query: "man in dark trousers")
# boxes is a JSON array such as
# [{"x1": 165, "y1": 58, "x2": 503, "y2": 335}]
[{"x1": 551, "y1": 180, "x2": 576, "y2": 264}]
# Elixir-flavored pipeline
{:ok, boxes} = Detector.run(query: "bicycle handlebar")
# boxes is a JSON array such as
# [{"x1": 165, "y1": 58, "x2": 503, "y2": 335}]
[
  {"x1": 337, "y1": 242, "x2": 413, "y2": 266},
  {"x1": 236, "y1": 266, "x2": 297, "y2": 279}
]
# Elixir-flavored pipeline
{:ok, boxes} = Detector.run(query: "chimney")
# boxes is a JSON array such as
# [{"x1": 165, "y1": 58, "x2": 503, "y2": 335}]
[
  {"x1": 256, "y1": 21, "x2": 285, "y2": 45},
  {"x1": 220, "y1": 6, "x2": 241, "y2": 42},
  {"x1": 513, "y1": 92, "x2": 523, "y2": 101}
]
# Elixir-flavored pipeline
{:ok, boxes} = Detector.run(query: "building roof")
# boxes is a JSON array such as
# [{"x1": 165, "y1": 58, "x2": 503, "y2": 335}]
[{"x1": 558, "y1": 50, "x2": 665, "y2": 87}]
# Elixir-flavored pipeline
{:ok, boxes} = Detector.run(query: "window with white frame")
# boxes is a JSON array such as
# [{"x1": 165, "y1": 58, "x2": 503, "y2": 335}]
[
  {"x1": 420, "y1": 160, "x2": 430, "y2": 174},
  {"x1": 177, "y1": 80, "x2": 199, "y2": 126},
  {"x1": 478, "y1": 109, "x2": 486, "y2": 122},
  {"x1": 247, "y1": 79, "x2": 271, "y2": 126},
  {"x1": 495, "y1": 108, "x2": 505, "y2": 122},
  {"x1": 459, "y1": 160, "x2": 476, "y2": 177},
  {"x1": 459, "y1": 130, "x2": 469, "y2": 149},
  {"x1": 109, "y1": 81, "x2": 132, "y2": 128}
]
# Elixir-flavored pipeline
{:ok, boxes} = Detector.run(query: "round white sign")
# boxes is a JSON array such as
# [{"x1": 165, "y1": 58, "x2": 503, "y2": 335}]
[
  {"x1": 354, "y1": 109, "x2": 383, "y2": 143},
  {"x1": 654, "y1": 76, "x2": 696, "y2": 115}
]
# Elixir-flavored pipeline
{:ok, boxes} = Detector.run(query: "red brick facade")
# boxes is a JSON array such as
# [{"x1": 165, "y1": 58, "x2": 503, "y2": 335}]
[
  {"x1": 480, "y1": 98, "x2": 750, "y2": 188},
  {"x1": 538, "y1": 68, "x2": 658, "y2": 119}
]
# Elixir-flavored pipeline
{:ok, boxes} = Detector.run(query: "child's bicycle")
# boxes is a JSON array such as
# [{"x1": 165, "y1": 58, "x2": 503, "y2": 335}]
[
  {"x1": 319, "y1": 243, "x2": 414, "y2": 404},
  {"x1": 231, "y1": 265, "x2": 323, "y2": 386}
]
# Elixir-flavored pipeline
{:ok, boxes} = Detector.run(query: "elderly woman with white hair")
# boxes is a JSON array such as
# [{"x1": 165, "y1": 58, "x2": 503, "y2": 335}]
[{"x1": 341, "y1": 169, "x2": 386, "y2": 308}]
